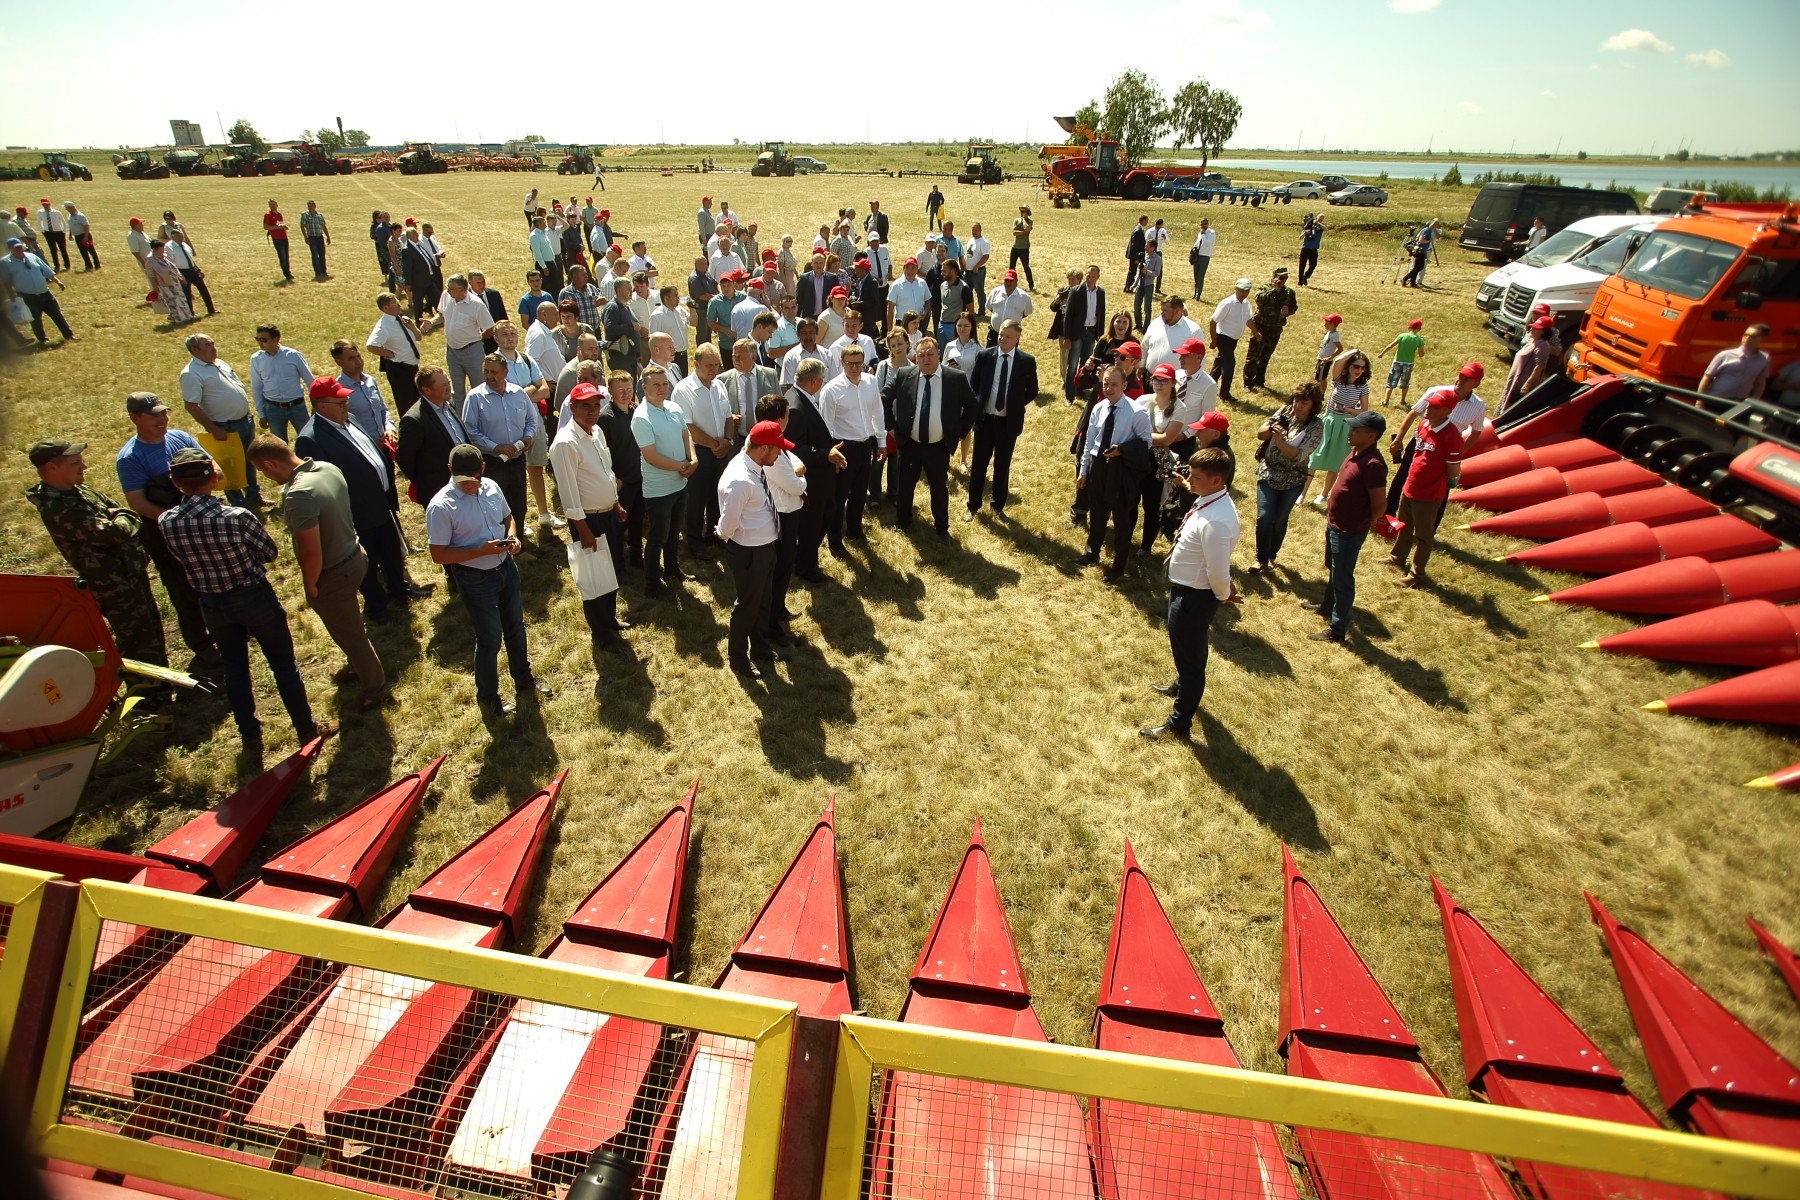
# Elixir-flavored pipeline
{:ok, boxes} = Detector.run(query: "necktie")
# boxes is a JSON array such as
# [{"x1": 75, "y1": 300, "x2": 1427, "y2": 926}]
[
  {"x1": 1098, "y1": 402, "x2": 1116, "y2": 457},
  {"x1": 995, "y1": 354, "x2": 1010, "y2": 416},
  {"x1": 760, "y1": 469, "x2": 778, "y2": 533},
  {"x1": 398, "y1": 318, "x2": 418, "y2": 358},
  {"x1": 439, "y1": 402, "x2": 466, "y2": 443},
  {"x1": 918, "y1": 374, "x2": 934, "y2": 442}
]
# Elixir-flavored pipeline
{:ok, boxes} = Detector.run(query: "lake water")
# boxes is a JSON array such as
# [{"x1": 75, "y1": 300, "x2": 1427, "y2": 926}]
[{"x1": 1168, "y1": 157, "x2": 1800, "y2": 193}]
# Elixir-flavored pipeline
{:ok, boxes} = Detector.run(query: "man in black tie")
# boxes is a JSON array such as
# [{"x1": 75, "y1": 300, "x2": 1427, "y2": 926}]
[
  {"x1": 782, "y1": 358, "x2": 843, "y2": 581},
  {"x1": 882, "y1": 338, "x2": 977, "y2": 538},
  {"x1": 964, "y1": 320, "x2": 1039, "y2": 520}
]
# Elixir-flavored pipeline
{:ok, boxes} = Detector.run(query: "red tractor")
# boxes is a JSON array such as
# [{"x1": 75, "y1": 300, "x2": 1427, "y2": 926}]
[
  {"x1": 1043, "y1": 138, "x2": 1205, "y2": 202},
  {"x1": 294, "y1": 141, "x2": 355, "y2": 175}
]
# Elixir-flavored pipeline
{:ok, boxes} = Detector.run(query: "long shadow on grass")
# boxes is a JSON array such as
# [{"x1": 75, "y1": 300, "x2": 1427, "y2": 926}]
[
  {"x1": 1191, "y1": 712, "x2": 1329, "y2": 851},
  {"x1": 1349, "y1": 632, "x2": 1468, "y2": 713},
  {"x1": 473, "y1": 701, "x2": 559, "y2": 803},
  {"x1": 986, "y1": 509, "x2": 1092, "y2": 578},
  {"x1": 842, "y1": 544, "x2": 927, "y2": 623},
  {"x1": 1427, "y1": 580, "x2": 1527, "y2": 639},
  {"x1": 741, "y1": 641, "x2": 856, "y2": 783},
  {"x1": 591, "y1": 640, "x2": 666, "y2": 747},
  {"x1": 907, "y1": 530, "x2": 1022, "y2": 600},
  {"x1": 638, "y1": 581, "x2": 728, "y2": 668},
  {"x1": 801, "y1": 574, "x2": 886, "y2": 660}
]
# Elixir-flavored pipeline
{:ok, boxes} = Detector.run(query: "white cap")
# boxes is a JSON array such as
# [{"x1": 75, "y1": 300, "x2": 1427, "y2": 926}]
[{"x1": 1234, "y1": 277, "x2": 1253, "y2": 290}]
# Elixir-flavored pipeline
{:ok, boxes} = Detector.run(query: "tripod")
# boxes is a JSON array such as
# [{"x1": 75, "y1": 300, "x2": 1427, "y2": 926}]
[{"x1": 1389, "y1": 226, "x2": 1417, "y2": 285}]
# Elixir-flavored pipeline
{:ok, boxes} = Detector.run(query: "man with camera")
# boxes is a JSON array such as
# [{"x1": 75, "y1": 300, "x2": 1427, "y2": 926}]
[{"x1": 1141, "y1": 446, "x2": 1240, "y2": 741}]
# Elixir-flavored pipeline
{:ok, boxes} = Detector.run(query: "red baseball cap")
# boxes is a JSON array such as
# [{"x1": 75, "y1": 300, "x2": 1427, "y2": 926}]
[
  {"x1": 904, "y1": 256, "x2": 919, "y2": 267},
  {"x1": 1324, "y1": 313, "x2": 1343, "y2": 325},
  {"x1": 1003, "y1": 268, "x2": 1018, "y2": 280},
  {"x1": 1531, "y1": 302, "x2": 1551, "y2": 316},
  {"x1": 702, "y1": 195, "x2": 712, "y2": 202},
  {"x1": 746, "y1": 278, "x2": 765, "y2": 290},
  {"x1": 854, "y1": 258, "x2": 870, "y2": 270},
  {"x1": 129, "y1": 216, "x2": 144, "y2": 226},
  {"x1": 829, "y1": 286, "x2": 849, "y2": 298},
  {"x1": 1459, "y1": 361, "x2": 1486, "y2": 381},
  {"x1": 568, "y1": 382, "x2": 603, "y2": 402},
  {"x1": 749, "y1": 419, "x2": 794, "y2": 450},
  {"x1": 1176, "y1": 337, "x2": 1207, "y2": 356},
  {"x1": 1117, "y1": 341, "x2": 1142, "y2": 359},
  {"x1": 1423, "y1": 385, "x2": 1459, "y2": 408},
  {"x1": 38, "y1": 198, "x2": 48, "y2": 205},
  {"x1": 585, "y1": 195, "x2": 593, "y2": 201},
  {"x1": 599, "y1": 209, "x2": 610, "y2": 217},
  {"x1": 608, "y1": 244, "x2": 622, "y2": 255},
  {"x1": 1407, "y1": 318, "x2": 1423, "y2": 330},
  {"x1": 309, "y1": 378, "x2": 354, "y2": 401},
  {"x1": 1187, "y1": 411, "x2": 1229, "y2": 433},
  {"x1": 1151, "y1": 363, "x2": 1177, "y2": 381},
  {"x1": 1530, "y1": 316, "x2": 1554, "y2": 330}
]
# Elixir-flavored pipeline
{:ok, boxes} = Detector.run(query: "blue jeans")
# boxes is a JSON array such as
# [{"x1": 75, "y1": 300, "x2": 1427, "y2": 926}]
[
  {"x1": 454, "y1": 556, "x2": 533, "y2": 704},
  {"x1": 967, "y1": 266, "x2": 987, "y2": 314},
  {"x1": 1255, "y1": 480, "x2": 1303, "y2": 566},
  {"x1": 1323, "y1": 527, "x2": 1368, "y2": 641},
  {"x1": 219, "y1": 415, "x2": 262, "y2": 507},
  {"x1": 306, "y1": 234, "x2": 328, "y2": 277},
  {"x1": 1065, "y1": 330, "x2": 1097, "y2": 400},
  {"x1": 262, "y1": 401, "x2": 307, "y2": 444},
  {"x1": 198, "y1": 580, "x2": 315, "y2": 739},
  {"x1": 1134, "y1": 281, "x2": 1157, "y2": 330},
  {"x1": 272, "y1": 237, "x2": 292, "y2": 279}
]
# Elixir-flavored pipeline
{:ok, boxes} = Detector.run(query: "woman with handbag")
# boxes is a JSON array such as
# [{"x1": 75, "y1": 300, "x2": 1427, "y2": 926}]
[
  {"x1": 1308, "y1": 349, "x2": 1373, "y2": 505},
  {"x1": 1251, "y1": 383, "x2": 1324, "y2": 572},
  {"x1": 144, "y1": 241, "x2": 194, "y2": 325}
]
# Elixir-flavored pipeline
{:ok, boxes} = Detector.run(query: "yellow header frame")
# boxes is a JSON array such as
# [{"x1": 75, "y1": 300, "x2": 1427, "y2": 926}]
[
  {"x1": 821, "y1": 1015, "x2": 1800, "y2": 1199},
  {"x1": 0, "y1": 862, "x2": 56, "y2": 1057},
  {"x1": 29, "y1": 879, "x2": 797, "y2": 1200}
]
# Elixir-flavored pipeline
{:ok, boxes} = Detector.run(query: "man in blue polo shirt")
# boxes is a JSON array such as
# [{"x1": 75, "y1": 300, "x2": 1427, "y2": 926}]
[
  {"x1": 1, "y1": 236, "x2": 78, "y2": 346},
  {"x1": 115, "y1": 391, "x2": 217, "y2": 665}
]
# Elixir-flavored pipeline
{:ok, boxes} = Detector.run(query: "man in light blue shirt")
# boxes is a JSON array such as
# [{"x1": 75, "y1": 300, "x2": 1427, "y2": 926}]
[
  {"x1": 885, "y1": 258, "x2": 931, "y2": 331},
  {"x1": 330, "y1": 340, "x2": 394, "y2": 446},
  {"x1": 249, "y1": 323, "x2": 315, "y2": 441},
  {"x1": 426, "y1": 444, "x2": 548, "y2": 720},
  {"x1": 632, "y1": 364, "x2": 697, "y2": 597},
  {"x1": 1, "y1": 237, "x2": 77, "y2": 345},
  {"x1": 528, "y1": 217, "x2": 562, "y2": 295},
  {"x1": 1078, "y1": 365, "x2": 1154, "y2": 580},
  {"x1": 461, "y1": 353, "x2": 539, "y2": 536}
]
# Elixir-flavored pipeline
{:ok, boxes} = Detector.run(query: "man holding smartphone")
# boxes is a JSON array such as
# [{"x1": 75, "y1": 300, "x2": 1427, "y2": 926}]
[{"x1": 427, "y1": 444, "x2": 553, "y2": 720}]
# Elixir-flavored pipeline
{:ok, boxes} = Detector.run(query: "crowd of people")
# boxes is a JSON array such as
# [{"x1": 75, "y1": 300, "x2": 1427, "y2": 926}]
[{"x1": 20, "y1": 184, "x2": 1517, "y2": 753}]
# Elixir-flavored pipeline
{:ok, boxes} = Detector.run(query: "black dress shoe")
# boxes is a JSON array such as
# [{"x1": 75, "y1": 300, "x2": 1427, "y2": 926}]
[
  {"x1": 1075, "y1": 551, "x2": 1099, "y2": 566},
  {"x1": 479, "y1": 696, "x2": 516, "y2": 718},
  {"x1": 402, "y1": 581, "x2": 437, "y2": 598},
  {"x1": 1150, "y1": 682, "x2": 1179, "y2": 698},
  {"x1": 795, "y1": 568, "x2": 826, "y2": 582},
  {"x1": 1138, "y1": 722, "x2": 1190, "y2": 741},
  {"x1": 730, "y1": 659, "x2": 763, "y2": 679},
  {"x1": 666, "y1": 569, "x2": 697, "y2": 584},
  {"x1": 827, "y1": 542, "x2": 847, "y2": 558}
]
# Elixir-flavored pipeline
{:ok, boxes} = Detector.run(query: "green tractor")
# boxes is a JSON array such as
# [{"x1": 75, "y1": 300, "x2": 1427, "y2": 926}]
[
  {"x1": 750, "y1": 141, "x2": 795, "y2": 178},
  {"x1": 36, "y1": 152, "x2": 92, "y2": 182},
  {"x1": 114, "y1": 150, "x2": 171, "y2": 181},
  {"x1": 216, "y1": 145, "x2": 261, "y2": 177},
  {"x1": 958, "y1": 143, "x2": 1004, "y2": 186},
  {"x1": 398, "y1": 143, "x2": 450, "y2": 175},
  {"x1": 557, "y1": 145, "x2": 595, "y2": 175},
  {"x1": 164, "y1": 148, "x2": 215, "y2": 177}
]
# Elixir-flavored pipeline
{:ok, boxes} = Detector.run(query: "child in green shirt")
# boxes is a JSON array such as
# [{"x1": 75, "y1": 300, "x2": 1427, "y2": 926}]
[{"x1": 1379, "y1": 318, "x2": 1426, "y2": 407}]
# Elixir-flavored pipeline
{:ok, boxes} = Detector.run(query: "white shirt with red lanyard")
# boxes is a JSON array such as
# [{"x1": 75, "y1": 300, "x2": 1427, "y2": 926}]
[{"x1": 1167, "y1": 487, "x2": 1239, "y2": 600}]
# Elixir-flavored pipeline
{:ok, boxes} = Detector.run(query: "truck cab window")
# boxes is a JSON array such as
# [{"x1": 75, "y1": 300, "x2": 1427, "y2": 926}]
[{"x1": 1619, "y1": 232, "x2": 1739, "y2": 301}]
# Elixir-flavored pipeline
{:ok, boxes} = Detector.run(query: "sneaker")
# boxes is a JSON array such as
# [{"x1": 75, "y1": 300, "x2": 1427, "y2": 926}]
[{"x1": 540, "y1": 514, "x2": 568, "y2": 531}]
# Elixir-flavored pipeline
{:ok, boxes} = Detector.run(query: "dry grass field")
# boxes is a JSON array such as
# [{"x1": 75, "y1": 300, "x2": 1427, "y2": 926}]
[{"x1": 2, "y1": 151, "x2": 1795, "y2": 1115}]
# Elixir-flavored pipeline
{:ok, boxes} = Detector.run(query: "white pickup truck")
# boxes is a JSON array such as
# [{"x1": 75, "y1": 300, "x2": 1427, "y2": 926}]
[{"x1": 1482, "y1": 216, "x2": 1657, "y2": 353}]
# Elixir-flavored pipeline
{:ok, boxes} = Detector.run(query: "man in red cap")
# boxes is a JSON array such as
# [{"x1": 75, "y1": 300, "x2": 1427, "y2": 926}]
[
  {"x1": 1500, "y1": 317, "x2": 1556, "y2": 412},
  {"x1": 716, "y1": 419, "x2": 791, "y2": 677},
  {"x1": 1386, "y1": 361, "x2": 1484, "y2": 516},
  {"x1": 1386, "y1": 384, "x2": 1464, "y2": 587}
]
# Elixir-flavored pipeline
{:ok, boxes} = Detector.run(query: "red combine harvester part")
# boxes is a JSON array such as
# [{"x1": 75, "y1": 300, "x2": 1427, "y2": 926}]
[
  {"x1": 1456, "y1": 436, "x2": 1621, "y2": 490},
  {"x1": 437, "y1": 785, "x2": 694, "y2": 1195},
  {"x1": 642, "y1": 800, "x2": 852, "y2": 1199},
  {"x1": 1279, "y1": 849, "x2": 1513, "y2": 1199},
  {"x1": 1535, "y1": 552, "x2": 1800, "y2": 614},
  {"x1": 1088, "y1": 844, "x2": 1298, "y2": 1199},
  {"x1": 1587, "y1": 895, "x2": 1800, "y2": 1150},
  {"x1": 868, "y1": 822, "x2": 1092, "y2": 1199},
  {"x1": 1643, "y1": 659, "x2": 1800, "y2": 726},
  {"x1": 221, "y1": 775, "x2": 561, "y2": 1185},
  {"x1": 1499, "y1": 515, "x2": 1778, "y2": 574},
  {"x1": 1455, "y1": 459, "x2": 1663, "y2": 513},
  {"x1": 1746, "y1": 918, "x2": 1800, "y2": 1003},
  {"x1": 1433, "y1": 879, "x2": 1723, "y2": 1200},
  {"x1": 64, "y1": 759, "x2": 440, "y2": 1123},
  {"x1": 1746, "y1": 761, "x2": 1800, "y2": 790},
  {"x1": 1466, "y1": 486, "x2": 1717, "y2": 540},
  {"x1": 1585, "y1": 599, "x2": 1800, "y2": 668}
]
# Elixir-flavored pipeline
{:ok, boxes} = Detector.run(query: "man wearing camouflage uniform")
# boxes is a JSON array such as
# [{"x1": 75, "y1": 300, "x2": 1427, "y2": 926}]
[
  {"x1": 24, "y1": 438, "x2": 168, "y2": 664},
  {"x1": 1242, "y1": 266, "x2": 1297, "y2": 391}
]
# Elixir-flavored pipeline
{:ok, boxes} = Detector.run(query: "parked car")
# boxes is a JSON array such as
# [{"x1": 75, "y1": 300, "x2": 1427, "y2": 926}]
[
  {"x1": 1272, "y1": 180, "x2": 1325, "y2": 200},
  {"x1": 1328, "y1": 185, "x2": 1388, "y2": 207},
  {"x1": 1319, "y1": 174, "x2": 1351, "y2": 193},
  {"x1": 1474, "y1": 213, "x2": 1647, "y2": 312},
  {"x1": 1487, "y1": 219, "x2": 1657, "y2": 353},
  {"x1": 1458, "y1": 182, "x2": 1639, "y2": 261},
  {"x1": 791, "y1": 155, "x2": 828, "y2": 174}
]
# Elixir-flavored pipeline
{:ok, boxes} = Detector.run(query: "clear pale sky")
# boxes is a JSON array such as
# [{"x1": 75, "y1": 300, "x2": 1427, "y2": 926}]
[{"x1": 8, "y1": 0, "x2": 1797, "y2": 155}]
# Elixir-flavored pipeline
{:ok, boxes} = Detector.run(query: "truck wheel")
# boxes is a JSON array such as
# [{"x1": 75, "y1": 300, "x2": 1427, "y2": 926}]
[
  {"x1": 1122, "y1": 175, "x2": 1152, "y2": 201},
  {"x1": 1068, "y1": 171, "x2": 1097, "y2": 199}
]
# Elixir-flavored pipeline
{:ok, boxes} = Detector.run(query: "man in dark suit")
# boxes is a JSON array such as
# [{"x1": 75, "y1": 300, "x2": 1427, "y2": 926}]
[
  {"x1": 783, "y1": 360, "x2": 841, "y2": 580},
  {"x1": 851, "y1": 258, "x2": 885, "y2": 340},
  {"x1": 795, "y1": 251, "x2": 833, "y2": 320},
  {"x1": 964, "y1": 320, "x2": 1039, "y2": 519},
  {"x1": 295, "y1": 378, "x2": 417, "y2": 621},
  {"x1": 863, "y1": 200, "x2": 890, "y2": 246},
  {"x1": 1124, "y1": 216, "x2": 1149, "y2": 292},
  {"x1": 1063, "y1": 265, "x2": 1106, "y2": 402},
  {"x1": 882, "y1": 338, "x2": 977, "y2": 538},
  {"x1": 399, "y1": 229, "x2": 441, "y2": 322},
  {"x1": 394, "y1": 367, "x2": 469, "y2": 589}
]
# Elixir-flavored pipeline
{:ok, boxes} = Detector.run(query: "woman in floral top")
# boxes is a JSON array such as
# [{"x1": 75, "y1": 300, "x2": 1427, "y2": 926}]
[
  {"x1": 1252, "y1": 382, "x2": 1325, "y2": 571},
  {"x1": 1307, "y1": 348, "x2": 1372, "y2": 505}
]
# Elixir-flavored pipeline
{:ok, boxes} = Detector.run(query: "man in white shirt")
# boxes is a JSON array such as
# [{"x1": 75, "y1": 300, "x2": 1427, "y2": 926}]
[
  {"x1": 865, "y1": 232, "x2": 892, "y2": 284},
  {"x1": 1141, "y1": 446, "x2": 1239, "y2": 740},
  {"x1": 428, "y1": 274, "x2": 497, "y2": 415},
  {"x1": 826, "y1": 310, "x2": 879, "y2": 383},
  {"x1": 1173, "y1": 338, "x2": 1220, "y2": 423},
  {"x1": 964, "y1": 223, "x2": 992, "y2": 318},
  {"x1": 1189, "y1": 218, "x2": 1217, "y2": 299},
  {"x1": 524, "y1": 300, "x2": 567, "y2": 389},
  {"x1": 35, "y1": 198, "x2": 70, "y2": 271},
  {"x1": 985, "y1": 269, "x2": 1034, "y2": 345},
  {"x1": 716, "y1": 420, "x2": 791, "y2": 677},
  {"x1": 780, "y1": 319, "x2": 825, "y2": 388},
  {"x1": 1208, "y1": 279, "x2": 1253, "y2": 401},
  {"x1": 648, "y1": 285, "x2": 692, "y2": 374},
  {"x1": 886, "y1": 257, "x2": 931, "y2": 332},
  {"x1": 548, "y1": 382, "x2": 629, "y2": 650},
  {"x1": 817, "y1": 342, "x2": 882, "y2": 550},
  {"x1": 366, "y1": 291, "x2": 423, "y2": 410},
  {"x1": 671, "y1": 343, "x2": 735, "y2": 552},
  {"x1": 1140, "y1": 296, "x2": 1203, "y2": 376},
  {"x1": 178, "y1": 332, "x2": 260, "y2": 507},
  {"x1": 753, "y1": 392, "x2": 807, "y2": 648},
  {"x1": 626, "y1": 240, "x2": 657, "y2": 279},
  {"x1": 731, "y1": 280, "x2": 770, "y2": 339}
]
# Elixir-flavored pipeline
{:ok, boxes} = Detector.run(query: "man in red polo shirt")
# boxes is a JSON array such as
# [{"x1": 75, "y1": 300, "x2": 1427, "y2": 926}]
[
  {"x1": 1387, "y1": 385, "x2": 1462, "y2": 588},
  {"x1": 262, "y1": 199, "x2": 292, "y2": 282}
]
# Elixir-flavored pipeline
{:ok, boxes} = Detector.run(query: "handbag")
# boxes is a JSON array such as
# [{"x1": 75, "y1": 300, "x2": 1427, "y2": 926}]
[
  {"x1": 4, "y1": 297, "x2": 27, "y2": 325},
  {"x1": 567, "y1": 534, "x2": 619, "y2": 600}
]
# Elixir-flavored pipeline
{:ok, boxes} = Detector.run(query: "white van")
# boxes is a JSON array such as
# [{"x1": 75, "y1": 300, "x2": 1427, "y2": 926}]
[
  {"x1": 1487, "y1": 218, "x2": 1659, "y2": 352},
  {"x1": 1645, "y1": 186, "x2": 1720, "y2": 215},
  {"x1": 1474, "y1": 213, "x2": 1646, "y2": 313}
]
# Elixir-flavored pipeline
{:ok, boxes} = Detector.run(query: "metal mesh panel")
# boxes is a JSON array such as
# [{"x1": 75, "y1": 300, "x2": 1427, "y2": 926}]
[
  {"x1": 0, "y1": 901, "x2": 13, "y2": 958},
  {"x1": 57, "y1": 916, "x2": 758, "y2": 1199},
  {"x1": 855, "y1": 1065, "x2": 1727, "y2": 1200}
]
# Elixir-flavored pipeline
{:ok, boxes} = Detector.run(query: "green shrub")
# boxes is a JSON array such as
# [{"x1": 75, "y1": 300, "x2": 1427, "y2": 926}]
[
  {"x1": 1673, "y1": 177, "x2": 1794, "y2": 203},
  {"x1": 1440, "y1": 163, "x2": 1463, "y2": 187}
]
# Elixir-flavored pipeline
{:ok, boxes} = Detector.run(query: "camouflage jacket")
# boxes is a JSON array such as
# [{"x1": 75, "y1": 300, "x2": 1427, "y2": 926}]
[
  {"x1": 25, "y1": 481, "x2": 147, "y2": 574},
  {"x1": 1253, "y1": 284, "x2": 1296, "y2": 327}
]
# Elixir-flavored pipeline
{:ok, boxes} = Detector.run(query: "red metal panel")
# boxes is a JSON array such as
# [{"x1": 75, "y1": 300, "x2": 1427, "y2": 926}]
[
  {"x1": 1652, "y1": 659, "x2": 1800, "y2": 726},
  {"x1": 90, "y1": 867, "x2": 210, "y2": 988},
  {"x1": 1456, "y1": 460, "x2": 1663, "y2": 512},
  {"x1": 1747, "y1": 761, "x2": 1800, "y2": 790},
  {"x1": 1432, "y1": 878, "x2": 1621, "y2": 1084},
  {"x1": 1587, "y1": 894, "x2": 1800, "y2": 1146},
  {"x1": 1543, "y1": 551, "x2": 1800, "y2": 614},
  {"x1": 561, "y1": 781, "x2": 694, "y2": 941},
  {"x1": 1456, "y1": 437, "x2": 1620, "y2": 490},
  {"x1": 406, "y1": 771, "x2": 561, "y2": 937},
  {"x1": 144, "y1": 739, "x2": 323, "y2": 889},
  {"x1": 1505, "y1": 515, "x2": 1779, "y2": 574},
  {"x1": 0, "y1": 573, "x2": 121, "y2": 752},
  {"x1": 1096, "y1": 842, "x2": 1222, "y2": 1022},
  {"x1": 1480, "y1": 377, "x2": 1627, "y2": 453},
  {"x1": 1593, "y1": 600, "x2": 1800, "y2": 669},
  {"x1": 0, "y1": 834, "x2": 159, "y2": 881},
  {"x1": 908, "y1": 820, "x2": 1027, "y2": 997},
  {"x1": 1468, "y1": 487, "x2": 1716, "y2": 541},
  {"x1": 258, "y1": 756, "x2": 444, "y2": 915},
  {"x1": 1730, "y1": 441, "x2": 1800, "y2": 508},
  {"x1": 730, "y1": 798, "x2": 847, "y2": 973},
  {"x1": 1279, "y1": 847, "x2": 1414, "y2": 1049},
  {"x1": 1748, "y1": 917, "x2": 1800, "y2": 1003}
]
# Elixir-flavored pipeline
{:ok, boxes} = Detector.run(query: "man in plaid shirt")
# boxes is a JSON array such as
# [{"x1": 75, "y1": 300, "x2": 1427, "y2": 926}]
[
  {"x1": 160, "y1": 446, "x2": 333, "y2": 750},
  {"x1": 299, "y1": 200, "x2": 331, "y2": 278}
]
